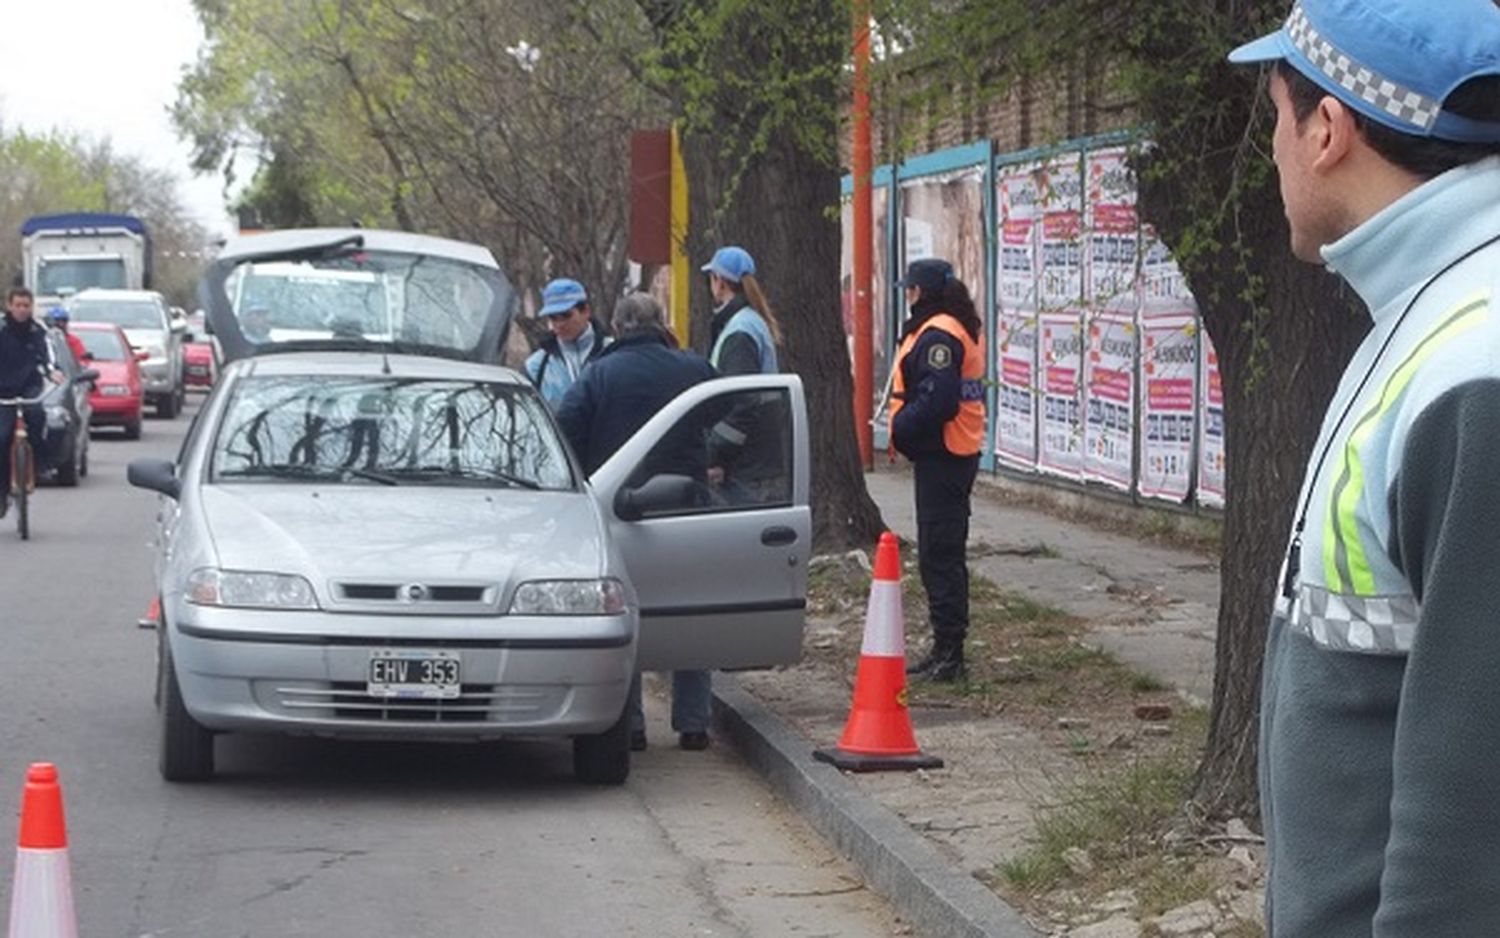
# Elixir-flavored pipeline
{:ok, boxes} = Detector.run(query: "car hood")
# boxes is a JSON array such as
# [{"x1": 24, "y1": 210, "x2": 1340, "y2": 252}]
[{"x1": 199, "y1": 485, "x2": 605, "y2": 595}]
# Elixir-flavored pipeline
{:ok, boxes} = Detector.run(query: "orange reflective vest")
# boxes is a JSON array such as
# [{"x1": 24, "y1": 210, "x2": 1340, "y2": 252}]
[{"x1": 891, "y1": 313, "x2": 986, "y2": 457}]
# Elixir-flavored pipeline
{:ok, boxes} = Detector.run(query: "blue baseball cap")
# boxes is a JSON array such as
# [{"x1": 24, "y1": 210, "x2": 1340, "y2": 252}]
[
  {"x1": 538, "y1": 278, "x2": 588, "y2": 317},
  {"x1": 1229, "y1": 0, "x2": 1500, "y2": 143},
  {"x1": 700, "y1": 246, "x2": 756, "y2": 282},
  {"x1": 898, "y1": 258, "x2": 955, "y2": 294}
]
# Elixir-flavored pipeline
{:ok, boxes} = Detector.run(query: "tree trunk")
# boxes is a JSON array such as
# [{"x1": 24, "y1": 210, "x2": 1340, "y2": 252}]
[
  {"x1": 1131, "y1": 0, "x2": 1369, "y2": 820},
  {"x1": 675, "y1": 0, "x2": 885, "y2": 552}
]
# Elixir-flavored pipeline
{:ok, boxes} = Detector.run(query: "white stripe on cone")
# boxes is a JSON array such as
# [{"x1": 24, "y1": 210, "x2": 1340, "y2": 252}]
[
  {"x1": 8, "y1": 848, "x2": 77, "y2": 938},
  {"x1": 860, "y1": 580, "x2": 906, "y2": 658}
]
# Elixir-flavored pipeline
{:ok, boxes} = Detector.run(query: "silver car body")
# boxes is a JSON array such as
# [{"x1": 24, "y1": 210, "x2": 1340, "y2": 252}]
[{"x1": 141, "y1": 229, "x2": 810, "y2": 753}]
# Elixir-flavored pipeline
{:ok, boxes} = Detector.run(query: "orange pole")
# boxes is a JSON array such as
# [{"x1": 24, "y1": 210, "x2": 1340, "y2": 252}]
[{"x1": 852, "y1": 0, "x2": 874, "y2": 468}]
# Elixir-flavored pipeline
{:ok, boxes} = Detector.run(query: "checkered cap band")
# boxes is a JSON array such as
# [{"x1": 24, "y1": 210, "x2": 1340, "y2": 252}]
[
  {"x1": 1286, "y1": 3, "x2": 1441, "y2": 132},
  {"x1": 1290, "y1": 583, "x2": 1418, "y2": 655}
]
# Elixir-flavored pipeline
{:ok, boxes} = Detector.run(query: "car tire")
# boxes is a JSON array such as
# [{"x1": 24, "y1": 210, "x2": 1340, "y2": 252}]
[
  {"x1": 52, "y1": 438, "x2": 79, "y2": 487},
  {"x1": 159, "y1": 634, "x2": 215, "y2": 782},
  {"x1": 124, "y1": 417, "x2": 143, "y2": 441},
  {"x1": 79, "y1": 441, "x2": 88, "y2": 479},
  {"x1": 573, "y1": 704, "x2": 631, "y2": 786},
  {"x1": 157, "y1": 391, "x2": 179, "y2": 420}
]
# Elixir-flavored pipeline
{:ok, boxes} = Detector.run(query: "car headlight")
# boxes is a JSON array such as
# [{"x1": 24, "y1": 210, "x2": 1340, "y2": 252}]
[
  {"x1": 509, "y1": 579, "x2": 627, "y2": 616},
  {"x1": 186, "y1": 568, "x2": 319, "y2": 610}
]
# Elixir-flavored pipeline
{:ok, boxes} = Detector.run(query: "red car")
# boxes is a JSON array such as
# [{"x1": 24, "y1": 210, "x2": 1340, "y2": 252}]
[
  {"x1": 72, "y1": 322, "x2": 144, "y2": 439},
  {"x1": 182, "y1": 311, "x2": 217, "y2": 389}
]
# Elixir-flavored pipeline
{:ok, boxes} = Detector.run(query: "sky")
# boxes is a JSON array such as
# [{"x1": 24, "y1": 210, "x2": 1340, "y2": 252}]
[{"x1": 0, "y1": 0, "x2": 238, "y2": 239}]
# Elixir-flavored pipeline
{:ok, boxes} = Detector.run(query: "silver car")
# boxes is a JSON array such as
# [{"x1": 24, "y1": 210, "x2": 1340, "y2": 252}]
[
  {"x1": 67, "y1": 288, "x2": 186, "y2": 418},
  {"x1": 128, "y1": 229, "x2": 810, "y2": 784}
]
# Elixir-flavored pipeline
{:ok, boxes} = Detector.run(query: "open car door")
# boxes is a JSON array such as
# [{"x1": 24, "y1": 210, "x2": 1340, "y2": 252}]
[{"x1": 591, "y1": 375, "x2": 810, "y2": 671}]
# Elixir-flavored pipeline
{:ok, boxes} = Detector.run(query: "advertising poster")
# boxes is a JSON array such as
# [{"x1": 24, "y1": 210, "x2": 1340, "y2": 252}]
[
  {"x1": 998, "y1": 162, "x2": 1043, "y2": 312},
  {"x1": 1138, "y1": 317, "x2": 1199, "y2": 502},
  {"x1": 1140, "y1": 227, "x2": 1191, "y2": 314},
  {"x1": 996, "y1": 313, "x2": 1038, "y2": 470},
  {"x1": 1085, "y1": 147, "x2": 1139, "y2": 313},
  {"x1": 901, "y1": 167, "x2": 989, "y2": 315},
  {"x1": 1083, "y1": 314, "x2": 1136, "y2": 489},
  {"x1": 995, "y1": 162, "x2": 1043, "y2": 469},
  {"x1": 1038, "y1": 311, "x2": 1085, "y2": 479},
  {"x1": 1199, "y1": 330, "x2": 1226, "y2": 508},
  {"x1": 1038, "y1": 155, "x2": 1084, "y2": 309}
]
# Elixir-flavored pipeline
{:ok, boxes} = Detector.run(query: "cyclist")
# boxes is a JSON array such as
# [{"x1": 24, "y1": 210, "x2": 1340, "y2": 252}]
[
  {"x1": 0, "y1": 288, "x2": 59, "y2": 518},
  {"x1": 46, "y1": 307, "x2": 88, "y2": 366}
]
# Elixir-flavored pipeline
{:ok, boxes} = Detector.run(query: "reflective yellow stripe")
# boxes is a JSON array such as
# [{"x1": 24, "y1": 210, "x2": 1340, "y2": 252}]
[{"x1": 1323, "y1": 295, "x2": 1488, "y2": 593}]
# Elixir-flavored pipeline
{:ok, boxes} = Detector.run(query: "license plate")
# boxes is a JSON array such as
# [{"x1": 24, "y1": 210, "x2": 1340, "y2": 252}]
[
  {"x1": 101, "y1": 386, "x2": 130, "y2": 397},
  {"x1": 367, "y1": 650, "x2": 461, "y2": 699},
  {"x1": 187, "y1": 366, "x2": 209, "y2": 376}
]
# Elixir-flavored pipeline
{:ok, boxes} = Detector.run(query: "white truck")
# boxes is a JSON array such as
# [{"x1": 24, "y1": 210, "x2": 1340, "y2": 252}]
[{"x1": 20, "y1": 213, "x2": 152, "y2": 307}]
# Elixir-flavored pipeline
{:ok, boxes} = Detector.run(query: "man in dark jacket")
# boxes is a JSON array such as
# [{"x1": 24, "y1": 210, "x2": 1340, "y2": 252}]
[
  {"x1": 0, "y1": 288, "x2": 59, "y2": 518},
  {"x1": 555, "y1": 292, "x2": 718, "y2": 752}
]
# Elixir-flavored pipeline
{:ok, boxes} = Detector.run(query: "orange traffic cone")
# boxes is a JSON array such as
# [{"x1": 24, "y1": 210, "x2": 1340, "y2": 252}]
[
  {"x1": 137, "y1": 596, "x2": 160, "y2": 631},
  {"x1": 7, "y1": 763, "x2": 77, "y2": 938},
  {"x1": 814, "y1": 532, "x2": 942, "y2": 772}
]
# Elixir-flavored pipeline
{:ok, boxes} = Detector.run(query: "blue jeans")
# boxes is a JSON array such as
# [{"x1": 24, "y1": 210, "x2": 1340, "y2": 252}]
[{"x1": 629, "y1": 670, "x2": 713, "y2": 734}]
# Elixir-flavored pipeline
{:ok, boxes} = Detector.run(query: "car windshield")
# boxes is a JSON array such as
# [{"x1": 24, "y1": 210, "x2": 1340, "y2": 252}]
[
  {"x1": 76, "y1": 329, "x2": 128, "y2": 362},
  {"x1": 68, "y1": 299, "x2": 163, "y2": 330},
  {"x1": 224, "y1": 250, "x2": 498, "y2": 352},
  {"x1": 211, "y1": 376, "x2": 574, "y2": 490},
  {"x1": 38, "y1": 258, "x2": 127, "y2": 294}
]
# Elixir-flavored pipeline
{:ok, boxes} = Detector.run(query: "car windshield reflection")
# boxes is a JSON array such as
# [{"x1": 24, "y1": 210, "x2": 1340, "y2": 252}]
[{"x1": 211, "y1": 376, "x2": 574, "y2": 491}]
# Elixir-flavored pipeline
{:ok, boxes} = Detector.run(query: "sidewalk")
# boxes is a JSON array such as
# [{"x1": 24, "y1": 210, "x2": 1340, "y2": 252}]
[{"x1": 713, "y1": 464, "x2": 1249, "y2": 938}]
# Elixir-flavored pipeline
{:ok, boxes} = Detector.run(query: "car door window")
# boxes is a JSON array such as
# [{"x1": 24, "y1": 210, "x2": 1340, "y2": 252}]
[{"x1": 624, "y1": 387, "x2": 792, "y2": 518}]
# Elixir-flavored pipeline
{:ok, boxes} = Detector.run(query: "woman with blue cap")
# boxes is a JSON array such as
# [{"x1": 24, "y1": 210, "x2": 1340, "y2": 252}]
[
  {"x1": 1231, "y1": 1, "x2": 1500, "y2": 934},
  {"x1": 889, "y1": 258, "x2": 985, "y2": 683},
  {"x1": 525, "y1": 278, "x2": 611, "y2": 406}
]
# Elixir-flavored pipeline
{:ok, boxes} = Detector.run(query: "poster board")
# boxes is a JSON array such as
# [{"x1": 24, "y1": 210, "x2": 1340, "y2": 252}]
[
  {"x1": 1199, "y1": 330, "x2": 1226, "y2": 507},
  {"x1": 995, "y1": 162, "x2": 1043, "y2": 470},
  {"x1": 1038, "y1": 311, "x2": 1085, "y2": 479},
  {"x1": 1084, "y1": 314, "x2": 1136, "y2": 489},
  {"x1": 1138, "y1": 316, "x2": 1198, "y2": 502}
]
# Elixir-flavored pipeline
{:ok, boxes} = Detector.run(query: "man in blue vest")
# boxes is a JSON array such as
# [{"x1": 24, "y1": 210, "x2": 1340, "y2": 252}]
[
  {"x1": 1231, "y1": 2, "x2": 1500, "y2": 934},
  {"x1": 525, "y1": 278, "x2": 611, "y2": 406}
]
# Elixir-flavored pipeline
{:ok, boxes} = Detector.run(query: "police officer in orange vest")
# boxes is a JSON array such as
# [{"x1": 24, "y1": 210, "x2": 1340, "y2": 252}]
[{"x1": 890, "y1": 258, "x2": 986, "y2": 682}]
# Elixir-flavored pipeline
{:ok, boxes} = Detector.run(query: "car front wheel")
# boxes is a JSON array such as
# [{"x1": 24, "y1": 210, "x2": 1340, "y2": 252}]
[
  {"x1": 159, "y1": 634, "x2": 215, "y2": 782},
  {"x1": 573, "y1": 705, "x2": 631, "y2": 786}
]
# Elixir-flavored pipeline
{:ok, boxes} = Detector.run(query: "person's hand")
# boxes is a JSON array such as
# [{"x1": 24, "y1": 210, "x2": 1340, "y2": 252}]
[
  {"x1": 707, "y1": 466, "x2": 725, "y2": 486},
  {"x1": 49, "y1": 369, "x2": 64, "y2": 386}
]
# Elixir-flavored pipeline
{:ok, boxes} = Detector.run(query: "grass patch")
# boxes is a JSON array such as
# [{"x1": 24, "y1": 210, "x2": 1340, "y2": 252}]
[
  {"x1": 999, "y1": 752, "x2": 1197, "y2": 895},
  {"x1": 1128, "y1": 670, "x2": 1170, "y2": 693}
]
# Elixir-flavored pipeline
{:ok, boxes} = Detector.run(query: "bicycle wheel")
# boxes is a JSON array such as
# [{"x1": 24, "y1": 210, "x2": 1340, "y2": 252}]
[{"x1": 13, "y1": 441, "x2": 29, "y2": 541}]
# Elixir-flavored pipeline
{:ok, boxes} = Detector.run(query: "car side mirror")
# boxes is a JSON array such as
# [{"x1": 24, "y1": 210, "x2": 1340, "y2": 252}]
[
  {"x1": 613, "y1": 474, "x2": 702, "y2": 522},
  {"x1": 135, "y1": 349, "x2": 150, "y2": 362},
  {"x1": 75, "y1": 368, "x2": 100, "y2": 386},
  {"x1": 128, "y1": 458, "x2": 181, "y2": 500}
]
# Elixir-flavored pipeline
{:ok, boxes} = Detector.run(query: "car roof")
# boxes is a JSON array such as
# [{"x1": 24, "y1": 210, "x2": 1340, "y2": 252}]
[
  {"x1": 231, "y1": 351, "x2": 529, "y2": 385},
  {"x1": 217, "y1": 228, "x2": 498, "y2": 270},
  {"x1": 70, "y1": 289, "x2": 164, "y2": 303}
]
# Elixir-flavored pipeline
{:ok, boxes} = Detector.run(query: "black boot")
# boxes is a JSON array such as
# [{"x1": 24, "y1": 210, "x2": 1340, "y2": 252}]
[{"x1": 908, "y1": 640, "x2": 966, "y2": 683}]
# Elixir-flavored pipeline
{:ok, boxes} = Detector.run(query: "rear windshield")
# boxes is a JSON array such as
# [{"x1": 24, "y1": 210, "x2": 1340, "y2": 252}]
[
  {"x1": 211, "y1": 376, "x2": 574, "y2": 491},
  {"x1": 68, "y1": 299, "x2": 163, "y2": 330},
  {"x1": 76, "y1": 329, "x2": 128, "y2": 362}
]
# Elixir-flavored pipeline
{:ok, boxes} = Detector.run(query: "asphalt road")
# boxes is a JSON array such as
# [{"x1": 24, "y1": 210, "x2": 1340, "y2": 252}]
[{"x1": 0, "y1": 398, "x2": 904, "y2": 938}]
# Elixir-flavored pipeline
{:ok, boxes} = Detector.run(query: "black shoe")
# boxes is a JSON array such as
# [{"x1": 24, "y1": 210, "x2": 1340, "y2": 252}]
[
  {"x1": 909, "y1": 643, "x2": 966, "y2": 683},
  {"x1": 678, "y1": 731, "x2": 710, "y2": 751},
  {"x1": 630, "y1": 730, "x2": 648, "y2": 752}
]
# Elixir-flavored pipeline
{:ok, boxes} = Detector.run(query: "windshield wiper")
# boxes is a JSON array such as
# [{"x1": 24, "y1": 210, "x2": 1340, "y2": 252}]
[
  {"x1": 387, "y1": 465, "x2": 541, "y2": 490},
  {"x1": 219, "y1": 463, "x2": 399, "y2": 486}
]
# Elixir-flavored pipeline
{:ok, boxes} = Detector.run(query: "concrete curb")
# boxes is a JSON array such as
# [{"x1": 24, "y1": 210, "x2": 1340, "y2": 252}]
[{"x1": 713, "y1": 677, "x2": 1040, "y2": 938}]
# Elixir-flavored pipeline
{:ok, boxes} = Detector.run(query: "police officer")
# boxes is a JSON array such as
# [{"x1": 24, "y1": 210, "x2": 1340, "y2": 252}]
[
  {"x1": 1230, "y1": 2, "x2": 1500, "y2": 934},
  {"x1": 525, "y1": 278, "x2": 611, "y2": 406},
  {"x1": 702, "y1": 246, "x2": 787, "y2": 503},
  {"x1": 890, "y1": 259, "x2": 985, "y2": 682}
]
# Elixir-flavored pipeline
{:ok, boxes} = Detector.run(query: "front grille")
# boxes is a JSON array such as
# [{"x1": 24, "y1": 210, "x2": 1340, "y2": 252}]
[
  {"x1": 334, "y1": 582, "x2": 495, "y2": 605},
  {"x1": 340, "y1": 584, "x2": 399, "y2": 601},
  {"x1": 427, "y1": 586, "x2": 487, "y2": 602},
  {"x1": 270, "y1": 682, "x2": 555, "y2": 723}
]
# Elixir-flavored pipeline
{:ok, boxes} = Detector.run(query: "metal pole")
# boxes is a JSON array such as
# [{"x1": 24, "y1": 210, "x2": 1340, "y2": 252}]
[{"x1": 852, "y1": 0, "x2": 874, "y2": 468}]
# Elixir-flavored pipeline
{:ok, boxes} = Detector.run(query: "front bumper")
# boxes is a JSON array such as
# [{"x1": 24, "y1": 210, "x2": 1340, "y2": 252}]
[
  {"x1": 89, "y1": 394, "x2": 142, "y2": 423},
  {"x1": 140, "y1": 362, "x2": 174, "y2": 394},
  {"x1": 167, "y1": 605, "x2": 637, "y2": 741}
]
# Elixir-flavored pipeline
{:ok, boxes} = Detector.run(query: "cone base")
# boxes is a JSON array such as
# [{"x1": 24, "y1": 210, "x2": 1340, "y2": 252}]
[{"x1": 813, "y1": 747, "x2": 944, "y2": 773}]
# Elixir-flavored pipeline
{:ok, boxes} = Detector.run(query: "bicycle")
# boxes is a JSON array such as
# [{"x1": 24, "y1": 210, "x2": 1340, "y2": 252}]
[{"x1": 1, "y1": 392, "x2": 47, "y2": 541}]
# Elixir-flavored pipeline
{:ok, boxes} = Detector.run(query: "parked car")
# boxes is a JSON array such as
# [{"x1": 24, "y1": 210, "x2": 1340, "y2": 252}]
[
  {"x1": 66, "y1": 288, "x2": 185, "y2": 418},
  {"x1": 39, "y1": 330, "x2": 98, "y2": 486},
  {"x1": 128, "y1": 228, "x2": 810, "y2": 785},
  {"x1": 72, "y1": 322, "x2": 145, "y2": 439}
]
